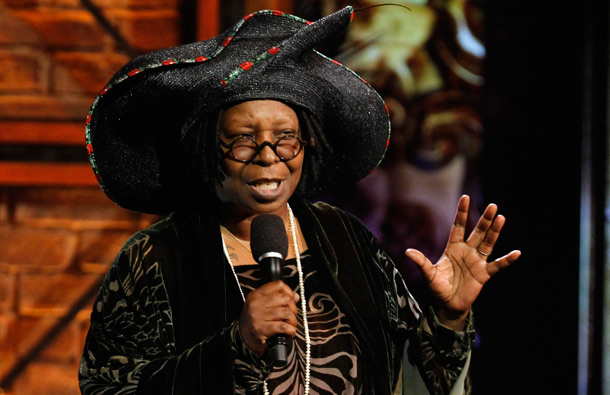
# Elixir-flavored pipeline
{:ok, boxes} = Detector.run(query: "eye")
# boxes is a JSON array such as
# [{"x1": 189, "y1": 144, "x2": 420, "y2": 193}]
[
  {"x1": 276, "y1": 130, "x2": 298, "y2": 139},
  {"x1": 225, "y1": 133, "x2": 254, "y2": 141},
  {"x1": 231, "y1": 135, "x2": 257, "y2": 147}
]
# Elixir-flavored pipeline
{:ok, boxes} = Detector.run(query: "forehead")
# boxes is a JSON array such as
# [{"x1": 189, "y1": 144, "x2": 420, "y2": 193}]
[{"x1": 221, "y1": 100, "x2": 299, "y2": 130}]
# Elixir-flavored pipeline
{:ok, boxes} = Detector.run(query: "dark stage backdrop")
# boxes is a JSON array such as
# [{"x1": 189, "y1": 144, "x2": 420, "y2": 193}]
[{"x1": 475, "y1": 1, "x2": 583, "y2": 393}]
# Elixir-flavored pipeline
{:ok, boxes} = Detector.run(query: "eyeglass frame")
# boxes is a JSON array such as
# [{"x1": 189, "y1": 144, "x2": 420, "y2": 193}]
[{"x1": 218, "y1": 135, "x2": 307, "y2": 163}]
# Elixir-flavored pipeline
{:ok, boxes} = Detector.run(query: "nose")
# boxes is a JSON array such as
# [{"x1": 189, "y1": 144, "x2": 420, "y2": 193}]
[{"x1": 252, "y1": 140, "x2": 280, "y2": 165}]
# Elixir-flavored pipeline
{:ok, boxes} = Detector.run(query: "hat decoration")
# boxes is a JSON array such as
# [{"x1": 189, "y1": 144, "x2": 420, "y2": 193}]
[{"x1": 85, "y1": 6, "x2": 391, "y2": 214}]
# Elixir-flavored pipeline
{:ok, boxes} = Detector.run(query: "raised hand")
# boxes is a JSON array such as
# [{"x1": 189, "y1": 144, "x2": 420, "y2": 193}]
[{"x1": 405, "y1": 195, "x2": 521, "y2": 330}]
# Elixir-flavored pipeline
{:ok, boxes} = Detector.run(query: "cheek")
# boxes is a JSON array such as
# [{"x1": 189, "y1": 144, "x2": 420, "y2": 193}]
[
  {"x1": 293, "y1": 152, "x2": 306, "y2": 172},
  {"x1": 293, "y1": 162, "x2": 303, "y2": 178},
  {"x1": 219, "y1": 159, "x2": 241, "y2": 179},
  {"x1": 288, "y1": 156, "x2": 305, "y2": 181}
]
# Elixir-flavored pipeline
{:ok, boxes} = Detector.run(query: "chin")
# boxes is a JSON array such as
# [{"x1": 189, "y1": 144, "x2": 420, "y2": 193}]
[{"x1": 250, "y1": 199, "x2": 290, "y2": 215}]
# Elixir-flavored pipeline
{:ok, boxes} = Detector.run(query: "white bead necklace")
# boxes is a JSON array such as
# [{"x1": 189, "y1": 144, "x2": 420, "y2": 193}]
[{"x1": 220, "y1": 204, "x2": 311, "y2": 395}]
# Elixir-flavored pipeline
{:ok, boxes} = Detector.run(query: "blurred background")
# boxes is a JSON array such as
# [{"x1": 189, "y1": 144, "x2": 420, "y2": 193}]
[{"x1": 0, "y1": 0, "x2": 606, "y2": 393}]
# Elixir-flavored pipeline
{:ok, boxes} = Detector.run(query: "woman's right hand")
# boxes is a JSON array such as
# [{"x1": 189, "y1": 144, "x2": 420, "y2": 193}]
[{"x1": 239, "y1": 281, "x2": 300, "y2": 357}]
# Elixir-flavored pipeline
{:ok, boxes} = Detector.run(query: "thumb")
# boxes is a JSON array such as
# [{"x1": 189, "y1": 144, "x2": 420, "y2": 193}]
[
  {"x1": 405, "y1": 248, "x2": 427, "y2": 268},
  {"x1": 405, "y1": 248, "x2": 435, "y2": 279}
]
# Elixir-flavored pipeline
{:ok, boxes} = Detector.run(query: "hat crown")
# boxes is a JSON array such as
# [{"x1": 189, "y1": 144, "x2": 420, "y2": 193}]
[{"x1": 271, "y1": 6, "x2": 353, "y2": 64}]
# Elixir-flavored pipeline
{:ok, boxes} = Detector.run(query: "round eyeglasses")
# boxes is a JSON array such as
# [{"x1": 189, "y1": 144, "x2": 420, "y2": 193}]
[{"x1": 219, "y1": 135, "x2": 306, "y2": 163}]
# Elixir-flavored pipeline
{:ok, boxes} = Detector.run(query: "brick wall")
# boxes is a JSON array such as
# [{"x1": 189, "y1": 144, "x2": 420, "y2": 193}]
[
  {"x1": 0, "y1": 0, "x2": 182, "y2": 393},
  {"x1": 0, "y1": 0, "x2": 182, "y2": 121},
  {"x1": 0, "y1": 187, "x2": 160, "y2": 395}
]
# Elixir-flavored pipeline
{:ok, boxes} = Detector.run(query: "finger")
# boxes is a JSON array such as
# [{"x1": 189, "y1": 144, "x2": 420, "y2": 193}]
[
  {"x1": 486, "y1": 250, "x2": 521, "y2": 276},
  {"x1": 247, "y1": 284, "x2": 297, "y2": 316},
  {"x1": 287, "y1": 298, "x2": 298, "y2": 316},
  {"x1": 243, "y1": 299, "x2": 298, "y2": 334},
  {"x1": 405, "y1": 248, "x2": 436, "y2": 282},
  {"x1": 263, "y1": 292, "x2": 298, "y2": 313},
  {"x1": 477, "y1": 214, "x2": 506, "y2": 256},
  {"x1": 238, "y1": 321, "x2": 266, "y2": 356},
  {"x1": 266, "y1": 320, "x2": 298, "y2": 338},
  {"x1": 278, "y1": 281, "x2": 295, "y2": 295},
  {"x1": 244, "y1": 318, "x2": 298, "y2": 348},
  {"x1": 257, "y1": 281, "x2": 295, "y2": 298},
  {"x1": 448, "y1": 195, "x2": 470, "y2": 244},
  {"x1": 466, "y1": 203, "x2": 498, "y2": 247},
  {"x1": 249, "y1": 305, "x2": 296, "y2": 327},
  {"x1": 265, "y1": 304, "x2": 298, "y2": 327}
]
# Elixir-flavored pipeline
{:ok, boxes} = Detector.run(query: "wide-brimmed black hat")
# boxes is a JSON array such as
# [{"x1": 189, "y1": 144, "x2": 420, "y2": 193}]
[{"x1": 86, "y1": 6, "x2": 390, "y2": 214}]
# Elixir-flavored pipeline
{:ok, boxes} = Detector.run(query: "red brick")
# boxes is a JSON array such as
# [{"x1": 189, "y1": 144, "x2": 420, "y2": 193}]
[
  {"x1": 0, "y1": 95, "x2": 92, "y2": 121},
  {"x1": 19, "y1": 272, "x2": 100, "y2": 317},
  {"x1": 51, "y1": 51, "x2": 130, "y2": 95},
  {"x1": 2, "y1": 0, "x2": 42, "y2": 7},
  {"x1": 0, "y1": 272, "x2": 17, "y2": 314},
  {"x1": 12, "y1": 10, "x2": 106, "y2": 50},
  {"x1": 10, "y1": 316, "x2": 83, "y2": 363},
  {"x1": 124, "y1": 0, "x2": 181, "y2": 7},
  {"x1": 76, "y1": 310, "x2": 91, "y2": 357},
  {"x1": 0, "y1": 49, "x2": 48, "y2": 94},
  {"x1": 48, "y1": 0, "x2": 181, "y2": 8},
  {"x1": 0, "y1": 8, "x2": 44, "y2": 45},
  {"x1": 11, "y1": 187, "x2": 157, "y2": 231},
  {"x1": 10, "y1": 187, "x2": 110, "y2": 206},
  {"x1": 11, "y1": 361, "x2": 81, "y2": 395},
  {"x1": 76, "y1": 229, "x2": 134, "y2": 273},
  {"x1": 0, "y1": 313, "x2": 16, "y2": 350},
  {"x1": 109, "y1": 9, "x2": 181, "y2": 52},
  {"x1": 0, "y1": 190, "x2": 8, "y2": 224},
  {"x1": 0, "y1": 313, "x2": 17, "y2": 378},
  {"x1": 0, "y1": 227, "x2": 77, "y2": 274},
  {"x1": 245, "y1": 0, "x2": 294, "y2": 13}
]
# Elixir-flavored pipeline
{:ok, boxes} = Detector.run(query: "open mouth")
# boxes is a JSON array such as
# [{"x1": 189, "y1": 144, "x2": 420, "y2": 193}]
[{"x1": 251, "y1": 180, "x2": 280, "y2": 191}]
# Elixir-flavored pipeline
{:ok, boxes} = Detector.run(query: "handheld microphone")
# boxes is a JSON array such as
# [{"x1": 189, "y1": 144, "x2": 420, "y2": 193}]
[{"x1": 250, "y1": 214, "x2": 290, "y2": 366}]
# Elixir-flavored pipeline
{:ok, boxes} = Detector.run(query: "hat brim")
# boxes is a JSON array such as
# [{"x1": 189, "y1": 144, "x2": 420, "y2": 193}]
[{"x1": 86, "y1": 7, "x2": 390, "y2": 214}]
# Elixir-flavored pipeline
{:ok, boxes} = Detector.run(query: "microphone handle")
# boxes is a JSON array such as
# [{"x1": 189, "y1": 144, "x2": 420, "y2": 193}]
[
  {"x1": 260, "y1": 255, "x2": 284, "y2": 283},
  {"x1": 260, "y1": 255, "x2": 290, "y2": 366}
]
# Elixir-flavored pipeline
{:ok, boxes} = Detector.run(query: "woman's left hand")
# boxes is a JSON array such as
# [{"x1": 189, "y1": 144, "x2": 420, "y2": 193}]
[{"x1": 405, "y1": 195, "x2": 521, "y2": 331}]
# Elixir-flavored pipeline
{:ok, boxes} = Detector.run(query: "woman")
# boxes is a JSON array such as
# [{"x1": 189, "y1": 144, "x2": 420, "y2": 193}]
[{"x1": 79, "y1": 6, "x2": 520, "y2": 394}]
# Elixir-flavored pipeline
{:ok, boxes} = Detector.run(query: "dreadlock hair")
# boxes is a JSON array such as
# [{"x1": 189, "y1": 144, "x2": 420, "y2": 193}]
[
  {"x1": 294, "y1": 106, "x2": 332, "y2": 197},
  {"x1": 181, "y1": 102, "x2": 332, "y2": 198},
  {"x1": 180, "y1": 107, "x2": 224, "y2": 193}
]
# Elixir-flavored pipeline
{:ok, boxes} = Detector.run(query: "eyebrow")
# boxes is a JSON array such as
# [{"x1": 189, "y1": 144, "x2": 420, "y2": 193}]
[{"x1": 220, "y1": 125, "x2": 300, "y2": 136}]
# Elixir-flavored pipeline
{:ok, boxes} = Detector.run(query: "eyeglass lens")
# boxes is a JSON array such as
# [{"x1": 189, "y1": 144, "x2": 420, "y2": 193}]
[{"x1": 229, "y1": 136, "x2": 302, "y2": 162}]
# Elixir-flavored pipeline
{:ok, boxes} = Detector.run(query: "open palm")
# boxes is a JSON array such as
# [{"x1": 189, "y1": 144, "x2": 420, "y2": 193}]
[{"x1": 406, "y1": 195, "x2": 521, "y2": 324}]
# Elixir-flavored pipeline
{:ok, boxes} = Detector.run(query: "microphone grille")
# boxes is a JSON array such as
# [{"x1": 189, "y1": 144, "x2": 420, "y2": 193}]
[{"x1": 250, "y1": 214, "x2": 289, "y2": 261}]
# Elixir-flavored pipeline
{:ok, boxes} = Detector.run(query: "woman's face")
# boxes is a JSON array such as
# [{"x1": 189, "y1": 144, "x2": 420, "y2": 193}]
[{"x1": 215, "y1": 100, "x2": 304, "y2": 219}]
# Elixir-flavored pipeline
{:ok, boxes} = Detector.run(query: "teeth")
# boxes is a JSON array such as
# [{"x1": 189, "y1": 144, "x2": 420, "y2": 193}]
[{"x1": 254, "y1": 181, "x2": 279, "y2": 191}]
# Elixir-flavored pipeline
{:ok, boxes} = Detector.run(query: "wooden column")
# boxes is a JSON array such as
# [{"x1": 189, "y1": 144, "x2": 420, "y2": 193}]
[
  {"x1": 197, "y1": 0, "x2": 220, "y2": 41},
  {"x1": 243, "y1": 0, "x2": 293, "y2": 14}
]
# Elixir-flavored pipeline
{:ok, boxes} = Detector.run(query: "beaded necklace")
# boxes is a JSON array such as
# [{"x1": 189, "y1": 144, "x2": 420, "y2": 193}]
[{"x1": 220, "y1": 204, "x2": 311, "y2": 395}]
